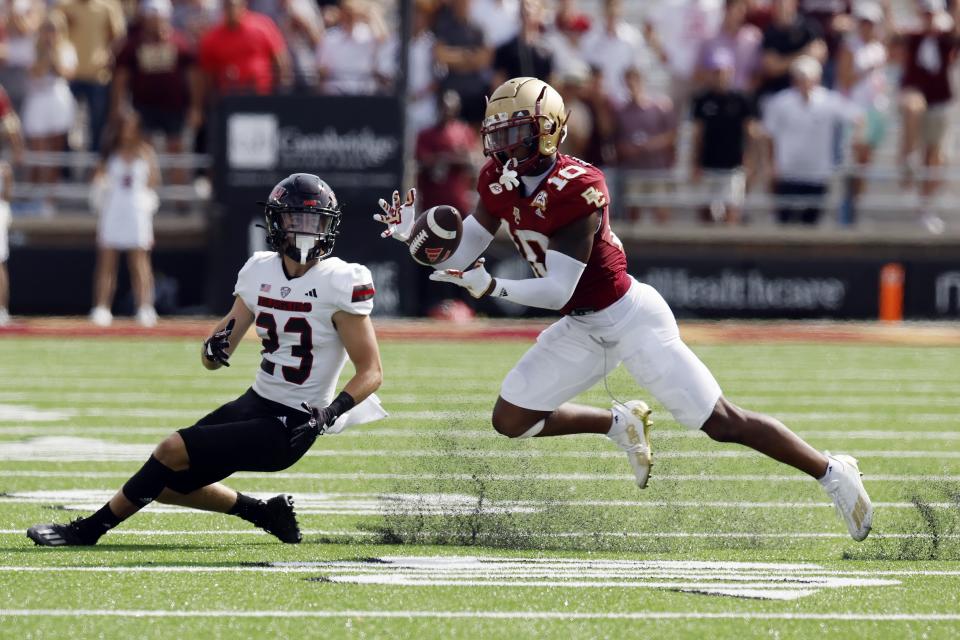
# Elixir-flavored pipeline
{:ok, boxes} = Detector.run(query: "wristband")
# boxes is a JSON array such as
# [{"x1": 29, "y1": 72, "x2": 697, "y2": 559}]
[{"x1": 326, "y1": 390, "x2": 356, "y2": 423}]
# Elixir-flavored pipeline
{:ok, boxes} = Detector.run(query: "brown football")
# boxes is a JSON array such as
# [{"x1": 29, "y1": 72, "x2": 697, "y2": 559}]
[{"x1": 408, "y1": 205, "x2": 463, "y2": 266}]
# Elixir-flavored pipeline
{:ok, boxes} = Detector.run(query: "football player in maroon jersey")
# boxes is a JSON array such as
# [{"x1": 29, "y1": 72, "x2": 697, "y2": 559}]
[{"x1": 376, "y1": 77, "x2": 872, "y2": 541}]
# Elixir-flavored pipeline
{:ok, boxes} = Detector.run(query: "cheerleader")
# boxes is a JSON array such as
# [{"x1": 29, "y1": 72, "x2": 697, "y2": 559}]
[
  {"x1": 20, "y1": 12, "x2": 76, "y2": 211},
  {"x1": 0, "y1": 161, "x2": 11, "y2": 327},
  {"x1": 90, "y1": 111, "x2": 160, "y2": 327}
]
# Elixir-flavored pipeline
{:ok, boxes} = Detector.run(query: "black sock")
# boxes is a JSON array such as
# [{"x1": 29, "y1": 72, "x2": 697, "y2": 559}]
[
  {"x1": 228, "y1": 492, "x2": 266, "y2": 524},
  {"x1": 74, "y1": 504, "x2": 122, "y2": 544}
]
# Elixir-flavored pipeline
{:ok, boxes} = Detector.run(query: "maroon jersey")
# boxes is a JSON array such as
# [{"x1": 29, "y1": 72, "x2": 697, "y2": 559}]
[{"x1": 477, "y1": 154, "x2": 631, "y2": 315}]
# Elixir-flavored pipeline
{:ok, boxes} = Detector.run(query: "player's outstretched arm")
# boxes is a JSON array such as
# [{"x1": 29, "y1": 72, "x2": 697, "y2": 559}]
[
  {"x1": 200, "y1": 296, "x2": 255, "y2": 370},
  {"x1": 431, "y1": 211, "x2": 598, "y2": 310},
  {"x1": 289, "y1": 312, "x2": 383, "y2": 448},
  {"x1": 433, "y1": 200, "x2": 501, "y2": 271},
  {"x1": 332, "y1": 311, "x2": 383, "y2": 403}
]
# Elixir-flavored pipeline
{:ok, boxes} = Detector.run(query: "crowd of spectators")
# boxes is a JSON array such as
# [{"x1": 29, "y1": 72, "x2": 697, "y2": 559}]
[
  {"x1": 404, "y1": 0, "x2": 960, "y2": 231},
  {"x1": 0, "y1": 0, "x2": 956, "y2": 231}
]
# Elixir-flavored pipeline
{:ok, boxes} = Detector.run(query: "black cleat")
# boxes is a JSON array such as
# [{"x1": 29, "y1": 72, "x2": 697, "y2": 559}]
[
  {"x1": 255, "y1": 495, "x2": 302, "y2": 544},
  {"x1": 27, "y1": 521, "x2": 96, "y2": 547}
]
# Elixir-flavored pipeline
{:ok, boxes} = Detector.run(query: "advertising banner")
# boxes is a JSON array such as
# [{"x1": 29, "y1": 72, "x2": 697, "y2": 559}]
[{"x1": 210, "y1": 94, "x2": 412, "y2": 315}]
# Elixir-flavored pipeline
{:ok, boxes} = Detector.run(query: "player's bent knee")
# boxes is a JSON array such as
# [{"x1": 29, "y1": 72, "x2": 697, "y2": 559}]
[
  {"x1": 153, "y1": 433, "x2": 189, "y2": 471},
  {"x1": 700, "y1": 399, "x2": 746, "y2": 444}
]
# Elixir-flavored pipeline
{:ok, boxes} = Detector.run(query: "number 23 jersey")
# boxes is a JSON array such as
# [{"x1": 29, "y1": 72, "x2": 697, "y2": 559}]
[
  {"x1": 233, "y1": 251, "x2": 375, "y2": 412},
  {"x1": 477, "y1": 154, "x2": 631, "y2": 315}
]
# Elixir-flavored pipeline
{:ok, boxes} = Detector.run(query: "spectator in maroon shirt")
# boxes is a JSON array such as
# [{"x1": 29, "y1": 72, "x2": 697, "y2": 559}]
[
  {"x1": 198, "y1": 0, "x2": 291, "y2": 96},
  {"x1": 113, "y1": 0, "x2": 203, "y2": 184},
  {"x1": 895, "y1": 0, "x2": 960, "y2": 233},
  {"x1": 614, "y1": 67, "x2": 678, "y2": 223},
  {"x1": 415, "y1": 90, "x2": 480, "y2": 214}
]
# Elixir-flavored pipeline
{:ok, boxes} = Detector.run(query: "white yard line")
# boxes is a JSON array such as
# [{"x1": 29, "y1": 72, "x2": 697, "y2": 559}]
[
  {"x1": 2, "y1": 427, "x2": 960, "y2": 442},
  {"x1": 3, "y1": 529, "x2": 960, "y2": 541},
  {"x1": 2, "y1": 470, "x2": 959, "y2": 483},
  {"x1": 0, "y1": 608, "x2": 959, "y2": 621},
  {"x1": 3, "y1": 409, "x2": 955, "y2": 422}
]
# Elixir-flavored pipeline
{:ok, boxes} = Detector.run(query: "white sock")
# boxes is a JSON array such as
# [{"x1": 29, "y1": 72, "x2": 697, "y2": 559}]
[
  {"x1": 817, "y1": 456, "x2": 836, "y2": 486},
  {"x1": 608, "y1": 408, "x2": 624, "y2": 436}
]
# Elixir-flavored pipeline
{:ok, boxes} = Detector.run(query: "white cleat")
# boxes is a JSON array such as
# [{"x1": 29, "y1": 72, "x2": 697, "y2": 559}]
[
  {"x1": 0, "y1": 308, "x2": 9, "y2": 327},
  {"x1": 820, "y1": 452, "x2": 873, "y2": 541},
  {"x1": 608, "y1": 400, "x2": 654, "y2": 489},
  {"x1": 90, "y1": 306, "x2": 112, "y2": 327},
  {"x1": 136, "y1": 306, "x2": 158, "y2": 328}
]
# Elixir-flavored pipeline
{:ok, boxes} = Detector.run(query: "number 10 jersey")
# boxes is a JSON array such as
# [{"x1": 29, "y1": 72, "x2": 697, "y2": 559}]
[
  {"x1": 233, "y1": 251, "x2": 375, "y2": 412},
  {"x1": 477, "y1": 153, "x2": 631, "y2": 315}
]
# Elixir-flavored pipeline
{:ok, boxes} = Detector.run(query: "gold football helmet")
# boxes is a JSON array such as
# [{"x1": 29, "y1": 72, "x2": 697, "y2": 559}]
[{"x1": 480, "y1": 77, "x2": 569, "y2": 175}]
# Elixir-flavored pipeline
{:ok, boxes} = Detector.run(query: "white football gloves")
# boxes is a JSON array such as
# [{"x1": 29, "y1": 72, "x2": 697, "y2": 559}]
[
  {"x1": 374, "y1": 188, "x2": 417, "y2": 242},
  {"x1": 429, "y1": 258, "x2": 496, "y2": 298}
]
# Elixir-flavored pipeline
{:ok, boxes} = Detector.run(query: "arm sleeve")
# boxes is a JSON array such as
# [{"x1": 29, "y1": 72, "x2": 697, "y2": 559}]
[
  {"x1": 489, "y1": 250, "x2": 587, "y2": 311},
  {"x1": 433, "y1": 214, "x2": 497, "y2": 271}
]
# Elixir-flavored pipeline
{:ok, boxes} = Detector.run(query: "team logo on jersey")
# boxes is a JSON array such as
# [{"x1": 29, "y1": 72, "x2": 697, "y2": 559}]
[
  {"x1": 532, "y1": 191, "x2": 548, "y2": 218},
  {"x1": 260, "y1": 283, "x2": 271, "y2": 292},
  {"x1": 280, "y1": 286, "x2": 292, "y2": 298},
  {"x1": 489, "y1": 183, "x2": 503, "y2": 195},
  {"x1": 513, "y1": 207, "x2": 521, "y2": 225}
]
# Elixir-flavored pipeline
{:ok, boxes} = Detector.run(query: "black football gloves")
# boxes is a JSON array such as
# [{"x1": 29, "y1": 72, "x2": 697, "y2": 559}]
[
  {"x1": 289, "y1": 391, "x2": 357, "y2": 449},
  {"x1": 203, "y1": 318, "x2": 235, "y2": 367}
]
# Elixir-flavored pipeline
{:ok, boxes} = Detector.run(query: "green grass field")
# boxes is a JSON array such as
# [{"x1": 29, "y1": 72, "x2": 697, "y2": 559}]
[{"x1": 1, "y1": 331, "x2": 959, "y2": 639}]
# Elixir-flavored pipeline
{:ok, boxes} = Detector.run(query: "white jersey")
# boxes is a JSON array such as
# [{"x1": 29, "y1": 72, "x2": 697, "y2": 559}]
[
  {"x1": 97, "y1": 154, "x2": 159, "y2": 250},
  {"x1": 234, "y1": 251, "x2": 375, "y2": 412}
]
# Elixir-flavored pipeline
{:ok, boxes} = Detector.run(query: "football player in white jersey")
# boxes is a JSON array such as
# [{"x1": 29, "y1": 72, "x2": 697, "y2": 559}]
[{"x1": 27, "y1": 173, "x2": 385, "y2": 546}]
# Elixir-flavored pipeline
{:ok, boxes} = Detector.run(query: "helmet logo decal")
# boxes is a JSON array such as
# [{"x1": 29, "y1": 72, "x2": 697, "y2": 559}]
[{"x1": 269, "y1": 185, "x2": 286, "y2": 201}]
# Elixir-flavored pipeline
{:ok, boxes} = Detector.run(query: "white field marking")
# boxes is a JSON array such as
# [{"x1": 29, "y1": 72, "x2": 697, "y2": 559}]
[
  {"x1": 3, "y1": 529, "x2": 960, "y2": 542},
  {"x1": 66, "y1": 409, "x2": 476, "y2": 420},
  {"x1": 2, "y1": 609, "x2": 960, "y2": 622},
  {"x1": 0, "y1": 405, "x2": 72, "y2": 422},
  {"x1": 1, "y1": 489, "x2": 951, "y2": 512},
  {"x1": 0, "y1": 558, "x2": 902, "y2": 601},
  {"x1": 0, "y1": 490, "x2": 539, "y2": 516},
  {"x1": 4, "y1": 436, "x2": 960, "y2": 462},
  {"x1": 3, "y1": 426, "x2": 960, "y2": 442},
  {"x1": 4, "y1": 469, "x2": 960, "y2": 483},
  {"x1": 5, "y1": 408, "x2": 955, "y2": 423},
  {"x1": 9, "y1": 390, "x2": 960, "y2": 407},
  {"x1": 3, "y1": 377, "x2": 959, "y2": 394},
  {"x1": 284, "y1": 556, "x2": 900, "y2": 601}
]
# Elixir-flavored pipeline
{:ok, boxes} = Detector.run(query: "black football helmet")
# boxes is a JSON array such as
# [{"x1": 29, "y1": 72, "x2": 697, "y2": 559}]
[{"x1": 262, "y1": 173, "x2": 342, "y2": 263}]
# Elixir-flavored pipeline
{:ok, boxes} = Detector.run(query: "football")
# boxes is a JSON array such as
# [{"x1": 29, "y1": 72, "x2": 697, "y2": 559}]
[{"x1": 408, "y1": 205, "x2": 463, "y2": 266}]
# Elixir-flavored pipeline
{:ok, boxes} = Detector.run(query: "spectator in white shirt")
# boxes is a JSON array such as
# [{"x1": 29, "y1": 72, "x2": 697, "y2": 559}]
[
  {"x1": 378, "y1": 0, "x2": 438, "y2": 135},
  {"x1": 762, "y1": 55, "x2": 863, "y2": 224},
  {"x1": 315, "y1": 0, "x2": 386, "y2": 95},
  {"x1": 580, "y1": 0, "x2": 650, "y2": 107},
  {"x1": 468, "y1": 0, "x2": 519, "y2": 49},
  {"x1": 645, "y1": 0, "x2": 724, "y2": 114}
]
